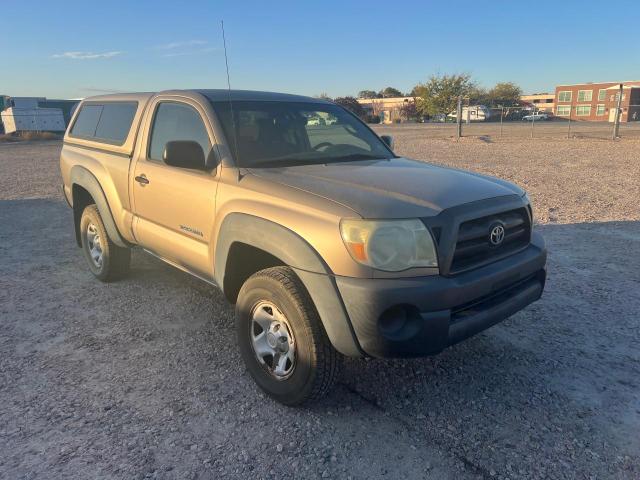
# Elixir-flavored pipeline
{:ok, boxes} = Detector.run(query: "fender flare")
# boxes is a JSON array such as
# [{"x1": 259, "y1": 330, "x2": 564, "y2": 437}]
[
  {"x1": 70, "y1": 165, "x2": 129, "y2": 248},
  {"x1": 214, "y1": 213, "x2": 363, "y2": 357}
]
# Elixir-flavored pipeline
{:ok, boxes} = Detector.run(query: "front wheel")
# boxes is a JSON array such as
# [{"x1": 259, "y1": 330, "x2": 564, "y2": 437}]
[{"x1": 235, "y1": 267, "x2": 341, "y2": 405}]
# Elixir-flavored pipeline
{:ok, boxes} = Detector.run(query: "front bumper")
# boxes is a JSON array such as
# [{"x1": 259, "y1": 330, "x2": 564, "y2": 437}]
[{"x1": 335, "y1": 232, "x2": 547, "y2": 358}]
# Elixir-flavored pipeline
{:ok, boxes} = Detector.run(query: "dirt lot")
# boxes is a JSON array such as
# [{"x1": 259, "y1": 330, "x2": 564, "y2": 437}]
[{"x1": 1, "y1": 133, "x2": 639, "y2": 479}]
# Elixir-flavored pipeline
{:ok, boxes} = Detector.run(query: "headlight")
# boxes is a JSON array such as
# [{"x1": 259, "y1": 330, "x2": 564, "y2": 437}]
[{"x1": 340, "y1": 219, "x2": 438, "y2": 272}]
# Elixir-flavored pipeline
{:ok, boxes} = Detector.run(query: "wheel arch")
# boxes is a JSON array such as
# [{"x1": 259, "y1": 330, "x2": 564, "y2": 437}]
[
  {"x1": 215, "y1": 213, "x2": 363, "y2": 357},
  {"x1": 222, "y1": 242, "x2": 286, "y2": 304},
  {"x1": 70, "y1": 166, "x2": 129, "y2": 248}
]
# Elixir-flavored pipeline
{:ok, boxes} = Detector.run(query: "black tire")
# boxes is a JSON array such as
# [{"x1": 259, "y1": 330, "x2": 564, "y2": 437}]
[
  {"x1": 235, "y1": 267, "x2": 341, "y2": 405},
  {"x1": 79, "y1": 205, "x2": 131, "y2": 282}
]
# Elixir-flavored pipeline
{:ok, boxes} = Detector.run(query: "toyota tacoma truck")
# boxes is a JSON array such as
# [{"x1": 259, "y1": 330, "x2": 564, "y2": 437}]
[{"x1": 60, "y1": 90, "x2": 547, "y2": 405}]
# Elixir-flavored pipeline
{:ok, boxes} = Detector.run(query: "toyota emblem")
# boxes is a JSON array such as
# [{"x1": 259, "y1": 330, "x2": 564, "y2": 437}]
[{"x1": 489, "y1": 224, "x2": 505, "y2": 246}]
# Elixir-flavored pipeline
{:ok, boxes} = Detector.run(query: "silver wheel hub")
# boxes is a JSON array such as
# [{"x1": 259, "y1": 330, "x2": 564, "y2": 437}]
[
  {"x1": 86, "y1": 222, "x2": 104, "y2": 268},
  {"x1": 250, "y1": 301, "x2": 296, "y2": 379}
]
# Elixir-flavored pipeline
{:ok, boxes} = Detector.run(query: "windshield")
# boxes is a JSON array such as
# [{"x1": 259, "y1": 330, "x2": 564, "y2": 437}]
[{"x1": 210, "y1": 100, "x2": 394, "y2": 168}]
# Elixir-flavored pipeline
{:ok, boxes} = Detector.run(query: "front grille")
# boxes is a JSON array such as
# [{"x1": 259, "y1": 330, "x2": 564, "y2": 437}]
[
  {"x1": 450, "y1": 207, "x2": 530, "y2": 274},
  {"x1": 450, "y1": 273, "x2": 538, "y2": 321}
]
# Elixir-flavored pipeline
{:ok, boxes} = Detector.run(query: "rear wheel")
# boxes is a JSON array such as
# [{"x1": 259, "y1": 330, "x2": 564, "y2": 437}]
[
  {"x1": 80, "y1": 205, "x2": 130, "y2": 282},
  {"x1": 235, "y1": 267, "x2": 341, "y2": 405}
]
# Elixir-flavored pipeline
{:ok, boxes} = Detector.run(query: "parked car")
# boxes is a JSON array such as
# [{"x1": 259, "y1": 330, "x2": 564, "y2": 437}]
[
  {"x1": 306, "y1": 116, "x2": 325, "y2": 126},
  {"x1": 522, "y1": 112, "x2": 550, "y2": 121},
  {"x1": 429, "y1": 113, "x2": 448, "y2": 122},
  {"x1": 60, "y1": 89, "x2": 547, "y2": 405}
]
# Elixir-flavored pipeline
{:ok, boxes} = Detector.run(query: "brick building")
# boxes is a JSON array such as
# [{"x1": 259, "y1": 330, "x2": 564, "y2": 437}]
[{"x1": 554, "y1": 81, "x2": 640, "y2": 122}]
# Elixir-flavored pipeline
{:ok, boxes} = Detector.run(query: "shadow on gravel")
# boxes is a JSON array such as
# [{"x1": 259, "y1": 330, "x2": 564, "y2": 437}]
[{"x1": 2, "y1": 198, "x2": 639, "y2": 479}]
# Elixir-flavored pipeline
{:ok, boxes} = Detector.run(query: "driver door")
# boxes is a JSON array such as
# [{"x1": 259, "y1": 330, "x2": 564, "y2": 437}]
[{"x1": 131, "y1": 99, "x2": 218, "y2": 279}]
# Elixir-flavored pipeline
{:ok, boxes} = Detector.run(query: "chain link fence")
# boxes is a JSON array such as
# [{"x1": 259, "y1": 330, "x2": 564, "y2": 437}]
[
  {"x1": 369, "y1": 99, "x2": 640, "y2": 141},
  {"x1": 457, "y1": 105, "x2": 640, "y2": 140}
]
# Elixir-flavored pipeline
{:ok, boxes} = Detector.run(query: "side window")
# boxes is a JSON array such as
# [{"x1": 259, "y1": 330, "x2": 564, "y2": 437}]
[
  {"x1": 71, "y1": 105, "x2": 103, "y2": 138},
  {"x1": 148, "y1": 102, "x2": 211, "y2": 162},
  {"x1": 94, "y1": 103, "x2": 137, "y2": 144}
]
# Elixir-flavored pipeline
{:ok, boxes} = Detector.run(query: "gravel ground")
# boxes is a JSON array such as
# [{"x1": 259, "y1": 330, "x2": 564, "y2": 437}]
[{"x1": 1, "y1": 136, "x2": 639, "y2": 479}]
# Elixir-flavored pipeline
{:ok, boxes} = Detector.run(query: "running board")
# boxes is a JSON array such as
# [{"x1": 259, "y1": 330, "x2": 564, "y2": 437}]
[{"x1": 142, "y1": 249, "x2": 220, "y2": 289}]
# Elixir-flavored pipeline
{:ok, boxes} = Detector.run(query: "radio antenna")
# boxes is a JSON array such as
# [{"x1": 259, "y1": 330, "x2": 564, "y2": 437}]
[{"x1": 221, "y1": 20, "x2": 241, "y2": 171}]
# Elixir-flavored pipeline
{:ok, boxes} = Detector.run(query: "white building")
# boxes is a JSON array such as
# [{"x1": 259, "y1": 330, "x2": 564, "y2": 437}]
[
  {"x1": 357, "y1": 97, "x2": 415, "y2": 124},
  {"x1": 1, "y1": 97, "x2": 66, "y2": 134}
]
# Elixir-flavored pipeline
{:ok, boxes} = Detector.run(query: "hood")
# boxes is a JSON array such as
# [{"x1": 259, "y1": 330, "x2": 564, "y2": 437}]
[{"x1": 248, "y1": 157, "x2": 523, "y2": 218}]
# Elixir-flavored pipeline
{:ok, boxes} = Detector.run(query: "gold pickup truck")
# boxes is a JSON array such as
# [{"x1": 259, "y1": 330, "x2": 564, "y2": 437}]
[{"x1": 60, "y1": 89, "x2": 547, "y2": 405}]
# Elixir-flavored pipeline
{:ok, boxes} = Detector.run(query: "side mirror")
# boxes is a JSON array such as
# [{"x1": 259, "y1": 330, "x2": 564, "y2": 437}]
[
  {"x1": 163, "y1": 141, "x2": 205, "y2": 170},
  {"x1": 381, "y1": 135, "x2": 394, "y2": 150},
  {"x1": 205, "y1": 147, "x2": 221, "y2": 170}
]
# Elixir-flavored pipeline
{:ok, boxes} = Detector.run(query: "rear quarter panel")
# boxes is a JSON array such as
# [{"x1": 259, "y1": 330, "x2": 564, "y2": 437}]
[{"x1": 60, "y1": 145, "x2": 136, "y2": 243}]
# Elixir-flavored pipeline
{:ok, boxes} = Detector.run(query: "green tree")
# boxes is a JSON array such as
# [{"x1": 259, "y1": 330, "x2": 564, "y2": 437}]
[
  {"x1": 333, "y1": 96, "x2": 366, "y2": 118},
  {"x1": 379, "y1": 87, "x2": 404, "y2": 98},
  {"x1": 358, "y1": 90, "x2": 380, "y2": 99},
  {"x1": 488, "y1": 82, "x2": 522, "y2": 106},
  {"x1": 409, "y1": 85, "x2": 422, "y2": 97},
  {"x1": 413, "y1": 74, "x2": 475, "y2": 116},
  {"x1": 468, "y1": 86, "x2": 490, "y2": 105}
]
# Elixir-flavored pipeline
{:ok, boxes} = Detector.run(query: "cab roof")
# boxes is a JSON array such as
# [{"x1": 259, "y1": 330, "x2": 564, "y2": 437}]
[
  {"x1": 196, "y1": 89, "x2": 331, "y2": 104},
  {"x1": 81, "y1": 89, "x2": 330, "y2": 105}
]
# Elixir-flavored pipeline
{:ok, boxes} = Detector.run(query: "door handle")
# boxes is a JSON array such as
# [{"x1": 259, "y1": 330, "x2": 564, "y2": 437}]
[{"x1": 135, "y1": 175, "x2": 149, "y2": 185}]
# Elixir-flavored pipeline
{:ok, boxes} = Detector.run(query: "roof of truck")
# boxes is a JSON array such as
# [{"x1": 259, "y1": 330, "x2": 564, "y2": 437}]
[
  {"x1": 196, "y1": 89, "x2": 331, "y2": 103},
  {"x1": 80, "y1": 90, "x2": 330, "y2": 104},
  {"x1": 78, "y1": 92, "x2": 155, "y2": 103}
]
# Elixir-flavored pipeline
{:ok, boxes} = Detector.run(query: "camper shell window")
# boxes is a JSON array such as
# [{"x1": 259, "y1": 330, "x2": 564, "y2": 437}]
[{"x1": 70, "y1": 102, "x2": 138, "y2": 145}]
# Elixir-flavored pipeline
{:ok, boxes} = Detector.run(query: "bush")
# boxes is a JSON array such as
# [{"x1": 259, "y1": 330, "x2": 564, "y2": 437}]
[
  {"x1": 0, "y1": 131, "x2": 62, "y2": 143},
  {"x1": 20, "y1": 131, "x2": 62, "y2": 141},
  {"x1": 0, "y1": 134, "x2": 20, "y2": 143},
  {"x1": 364, "y1": 114, "x2": 380, "y2": 124}
]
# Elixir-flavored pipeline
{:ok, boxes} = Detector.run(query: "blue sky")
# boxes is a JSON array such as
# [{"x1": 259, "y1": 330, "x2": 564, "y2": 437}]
[{"x1": 4, "y1": 0, "x2": 639, "y2": 99}]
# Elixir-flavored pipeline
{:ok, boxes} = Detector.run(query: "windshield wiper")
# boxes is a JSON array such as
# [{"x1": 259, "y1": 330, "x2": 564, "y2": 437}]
[
  {"x1": 252, "y1": 157, "x2": 322, "y2": 168},
  {"x1": 322, "y1": 153, "x2": 386, "y2": 163},
  {"x1": 249, "y1": 153, "x2": 388, "y2": 168}
]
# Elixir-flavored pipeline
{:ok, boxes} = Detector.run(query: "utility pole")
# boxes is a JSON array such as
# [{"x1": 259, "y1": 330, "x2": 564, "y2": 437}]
[
  {"x1": 456, "y1": 96, "x2": 462, "y2": 139},
  {"x1": 530, "y1": 104, "x2": 535, "y2": 138},
  {"x1": 612, "y1": 83, "x2": 623, "y2": 140},
  {"x1": 500, "y1": 106, "x2": 504, "y2": 137}
]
